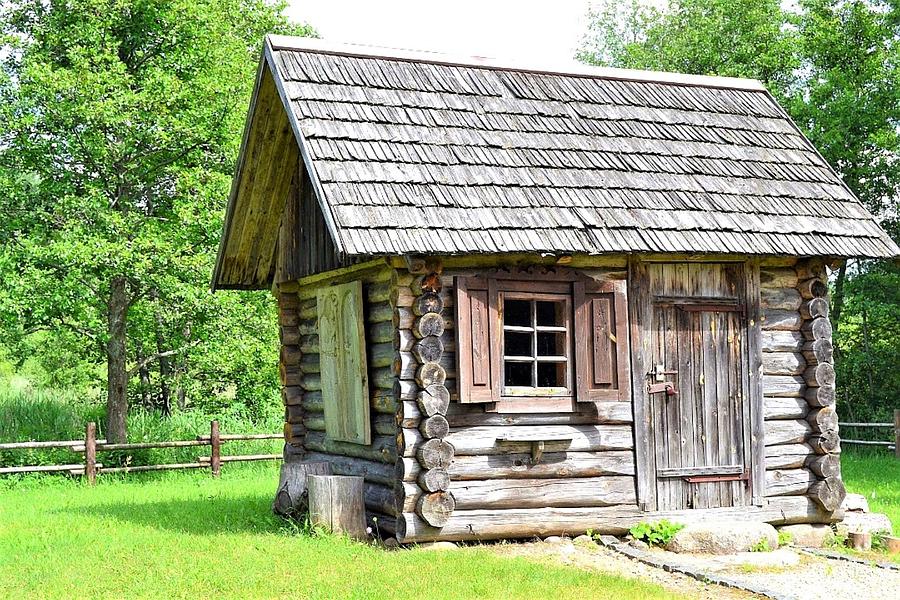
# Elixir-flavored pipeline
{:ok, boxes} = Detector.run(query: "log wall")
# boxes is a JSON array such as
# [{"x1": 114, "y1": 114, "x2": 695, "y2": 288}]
[
  {"x1": 274, "y1": 253, "x2": 843, "y2": 543},
  {"x1": 277, "y1": 263, "x2": 406, "y2": 522},
  {"x1": 393, "y1": 259, "x2": 640, "y2": 542},
  {"x1": 759, "y1": 258, "x2": 845, "y2": 512}
]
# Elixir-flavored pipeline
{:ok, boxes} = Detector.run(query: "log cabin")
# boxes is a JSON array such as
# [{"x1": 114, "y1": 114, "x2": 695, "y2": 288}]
[{"x1": 211, "y1": 35, "x2": 899, "y2": 543}]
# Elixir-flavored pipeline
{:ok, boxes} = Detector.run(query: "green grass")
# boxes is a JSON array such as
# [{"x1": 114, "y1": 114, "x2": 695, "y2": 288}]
[
  {"x1": 841, "y1": 448, "x2": 900, "y2": 532},
  {"x1": 0, "y1": 465, "x2": 684, "y2": 599}
]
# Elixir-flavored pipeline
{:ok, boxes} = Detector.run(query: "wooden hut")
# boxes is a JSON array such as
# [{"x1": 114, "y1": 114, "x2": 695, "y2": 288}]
[{"x1": 212, "y1": 36, "x2": 899, "y2": 542}]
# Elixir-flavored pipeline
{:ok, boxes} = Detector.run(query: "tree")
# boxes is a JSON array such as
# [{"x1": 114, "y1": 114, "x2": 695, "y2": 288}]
[
  {"x1": 578, "y1": 0, "x2": 800, "y2": 100},
  {"x1": 0, "y1": 1, "x2": 313, "y2": 441},
  {"x1": 788, "y1": 0, "x2": 900, "y2": 329}
]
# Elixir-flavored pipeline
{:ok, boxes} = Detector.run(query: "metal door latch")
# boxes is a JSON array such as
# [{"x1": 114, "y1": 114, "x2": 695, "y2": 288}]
[
  {"x1": 648, "y1": 381, "x2": 678, "y2": 396},
  {"x1": 651, "y1": 363, "x2": 678, "y2": 382}
]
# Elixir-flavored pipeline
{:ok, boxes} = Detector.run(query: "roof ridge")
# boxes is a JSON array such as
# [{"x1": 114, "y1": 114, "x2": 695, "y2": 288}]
[{"x1": 266, "y1": 34, "x2": 767, "y2": 93}]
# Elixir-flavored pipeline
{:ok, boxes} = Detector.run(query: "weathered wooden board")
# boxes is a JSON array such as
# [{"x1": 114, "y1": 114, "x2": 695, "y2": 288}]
[
  {"x1": 448, "y1": 450, "x2": 636, "y2": 480},
  {"x1": 450, "y1": 476, "x2": 637, "y2": 509},
  {"x1": 444, "y1": 425, "x2": 633, "y2": 455},
  {"x1": 317, "y1": 281, "x2": 371, "y2": 445}
]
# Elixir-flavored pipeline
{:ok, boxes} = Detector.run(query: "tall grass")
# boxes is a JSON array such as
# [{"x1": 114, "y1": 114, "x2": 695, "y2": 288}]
[{"x1": 0, "y1": 378, "x2": 283, "y2": 470}]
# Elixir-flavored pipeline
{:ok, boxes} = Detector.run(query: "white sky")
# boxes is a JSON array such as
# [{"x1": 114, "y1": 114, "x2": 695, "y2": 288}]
[{"x1": 284, "y1": 0, "x2": 595, "y2": 67}]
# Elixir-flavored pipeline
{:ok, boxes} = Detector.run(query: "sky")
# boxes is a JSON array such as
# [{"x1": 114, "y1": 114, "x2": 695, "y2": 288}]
[{"x1": 284, "y1": 0, "x2": 596, "y2": 67}]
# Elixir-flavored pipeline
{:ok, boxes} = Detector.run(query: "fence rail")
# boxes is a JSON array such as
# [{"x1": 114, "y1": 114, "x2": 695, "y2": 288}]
[
  {"x1": 839, "y1": 409, "x2": 900, "y2": 457},
  {"x1": 0, "y1": 420, "x2": 283, "y2": 482}
]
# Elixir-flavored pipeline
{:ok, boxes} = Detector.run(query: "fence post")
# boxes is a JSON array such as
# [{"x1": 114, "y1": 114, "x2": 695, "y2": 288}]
[
  {"x1": 210, "y1": 420, "x2": 221, "y2": 477},
  {"x1": 85, "y1": 422, "x2": 97, "y2": 485},
  {"x1": 894, "y1": 410, "x2": 900, "y2": 459}
]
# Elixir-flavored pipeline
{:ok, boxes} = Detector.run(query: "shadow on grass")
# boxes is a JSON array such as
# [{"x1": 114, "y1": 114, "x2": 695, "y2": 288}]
[{"x1": 59, "y1": 492, "x2": 292, "y2": 536}]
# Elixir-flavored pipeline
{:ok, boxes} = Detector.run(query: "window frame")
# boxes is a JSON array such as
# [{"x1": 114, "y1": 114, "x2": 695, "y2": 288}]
[{"x1": 493, "y1": 280, "x2": 576, "y2": 413}]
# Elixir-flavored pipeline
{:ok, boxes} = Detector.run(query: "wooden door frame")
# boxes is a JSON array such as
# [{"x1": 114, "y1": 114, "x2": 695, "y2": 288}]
[{"x1": 628, "y1": 257, "x2": 765, "y2": 511}]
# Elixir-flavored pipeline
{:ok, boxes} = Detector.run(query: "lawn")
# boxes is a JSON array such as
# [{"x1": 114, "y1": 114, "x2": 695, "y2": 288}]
[
  {"x1": 0, "y1": 464, "x2": 682, "y2": 600},
  {"x1": 841, "y1": 448, "x2": 900, "y2": 531}
]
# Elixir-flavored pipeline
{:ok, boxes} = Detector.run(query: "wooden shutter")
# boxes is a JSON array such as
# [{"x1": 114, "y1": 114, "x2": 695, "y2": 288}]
[
  {"x1": 317, "y1": 280, "x2": 371, "y2": 444},
  {"x1": 574, "y1": 279, "x2": 630, "y2": 402},
  {"x1": 455, "y1": 276, "x2": 499, "y2": 403}
]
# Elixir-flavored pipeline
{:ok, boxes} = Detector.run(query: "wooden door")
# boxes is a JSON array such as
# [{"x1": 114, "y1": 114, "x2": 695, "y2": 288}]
[{"x1": 642, "y1": 263, "x2": 752, "y2": 510}]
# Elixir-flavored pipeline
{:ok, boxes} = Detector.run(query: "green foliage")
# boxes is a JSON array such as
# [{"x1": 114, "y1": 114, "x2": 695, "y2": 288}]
[
  {"x1": 750, "y1": 538, "x2": 772, "y2": 552},
  {"x1": 777, "y1": 530, "x2": 794, "y2": 547},
  {"x1": 834, "y1": 262, "x2": 900, "y2": 425},
  {"x1": 578, "y1": 0, "x2": 800, "y2": 99},
  {"x1": 871, "y1": 530, "x2": 891, "y2": 553},
  {"x1": 0, "y1": 467, "x2": 683, "y2": 599},
  {"x1": 0, "y1": 1, "x2": 315, "y2": 434},
  {"x1": 628, "y1": 520, "x2": 685, "y2": 547}
]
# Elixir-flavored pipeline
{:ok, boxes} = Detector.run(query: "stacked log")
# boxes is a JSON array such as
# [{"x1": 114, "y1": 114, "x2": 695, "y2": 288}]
[
  {"x1": 760, "y1": 259, "x2": 844, "y2": 512},
  {"x1": 398, "y1": 258, "x2": 456, "y2": 528},
  {"x1": 278, "y1": 289, "x2": 306, "y2": 455}
]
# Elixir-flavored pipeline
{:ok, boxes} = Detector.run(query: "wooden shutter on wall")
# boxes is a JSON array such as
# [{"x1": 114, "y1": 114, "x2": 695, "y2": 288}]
[
  {"x1": 574, "y1": 279, "x2": 630, "y2": 402},
  {"x1": 317, "y1": 280, "x2": 371, "y2": 444},
  {"x1": 455, "y1": 276, "x2": 499, "y2": 403}
]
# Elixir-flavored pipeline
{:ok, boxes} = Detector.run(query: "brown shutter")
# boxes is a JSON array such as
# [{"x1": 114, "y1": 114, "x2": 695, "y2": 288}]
[
  {"x1": 455, "y1": 276, "x2": 500, "y2": 403},
  {"x1": 574, "y1": 279, "x2": 630, "y2": 402}
]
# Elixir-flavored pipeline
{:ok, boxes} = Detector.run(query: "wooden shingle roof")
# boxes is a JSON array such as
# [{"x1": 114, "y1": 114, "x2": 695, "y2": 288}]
[{"x1": 213, "y1": 36, "x2": 898, "y2": 287}]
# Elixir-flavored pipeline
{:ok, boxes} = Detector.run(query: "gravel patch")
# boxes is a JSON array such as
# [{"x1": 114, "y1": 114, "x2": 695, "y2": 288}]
[{"x1": 600, "y1": 537, "x2": 900, "y2": 600}]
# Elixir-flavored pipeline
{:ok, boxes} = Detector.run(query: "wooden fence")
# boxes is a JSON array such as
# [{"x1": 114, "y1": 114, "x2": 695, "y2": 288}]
[
  {"x1": 839, "y1": 409, "x2": 900, "y2": 458},
  {"x1": 0, "y1": 420, "x2": 283, "y2": 483}
]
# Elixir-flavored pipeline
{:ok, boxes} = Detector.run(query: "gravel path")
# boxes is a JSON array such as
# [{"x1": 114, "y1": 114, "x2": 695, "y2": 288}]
[
  {"x1": 654, "y1": 546, "x2": 900, "y2": 600},
  {"x1": 486, "y1": 540, "x2": 900, "y2": 600}
]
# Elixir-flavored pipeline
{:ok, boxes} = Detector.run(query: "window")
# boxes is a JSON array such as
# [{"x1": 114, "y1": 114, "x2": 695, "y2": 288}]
[
  {"x1": 455, "y1": 271, "x2": 630, "y2": 411},
  {"x1": 501, "y1": 294, "x2": 572, "y2": 396}
]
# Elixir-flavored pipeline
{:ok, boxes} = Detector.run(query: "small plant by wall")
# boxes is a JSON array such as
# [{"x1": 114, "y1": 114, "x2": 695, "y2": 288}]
[{"x1": 628, "y1": 520, "x2": 685, "y2": 547}]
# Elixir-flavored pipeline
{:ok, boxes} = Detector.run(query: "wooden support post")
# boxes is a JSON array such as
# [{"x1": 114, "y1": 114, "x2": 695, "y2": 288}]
[
  {"x1": 210, "y1": 420, "x2": 221, "y2": 478},
  {"x1": 895, "y1": 409, "x2": 900, "y2": 459},
  {"x1": 84, "y1": 422, "x2": 97, "y2": 486},
  {"x1": 307, "y1": 474, "x2": 367, "y2": 540}
]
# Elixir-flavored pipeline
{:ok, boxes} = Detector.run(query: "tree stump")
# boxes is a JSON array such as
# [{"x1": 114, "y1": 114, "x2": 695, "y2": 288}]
[
  {"x1": 307, "y1": 474, "x2": 367, "y2": 540},
  {"x1": 272, "y1": 461, "x2": 332, "y2": 518}
]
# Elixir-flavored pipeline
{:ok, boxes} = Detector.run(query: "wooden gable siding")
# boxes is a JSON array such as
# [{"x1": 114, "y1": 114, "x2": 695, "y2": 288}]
[
  {"x1": 275, "y1": 165, "x2": 349, "y2": 284},
  {"x1": 215, "y1": 64, "x2": 299, "y2": 289}
]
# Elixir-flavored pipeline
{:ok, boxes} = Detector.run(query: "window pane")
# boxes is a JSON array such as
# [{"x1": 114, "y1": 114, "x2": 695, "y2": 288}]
[
  {"x1": 504, "y1": 331, "x2": 532, "y2": 357},
  {"x1": 537, "y1": 362, "x2": 566, "y2": 387},
  {"x1": 536, "y1": 300, "x2": 565, "y2": 327},
  {"x1": 537, "y1": 331, "x2": 566, "y2": 357},
  {"x1": 505, "y1": 362, "x2": 533, "y2": 387},
  {"x1": 504, "y1": 299, "x2": 531, "y2": 327}
]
